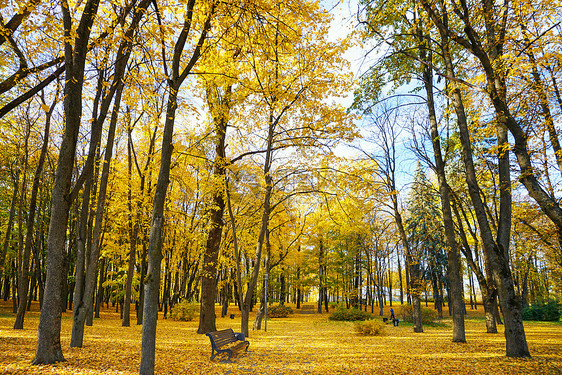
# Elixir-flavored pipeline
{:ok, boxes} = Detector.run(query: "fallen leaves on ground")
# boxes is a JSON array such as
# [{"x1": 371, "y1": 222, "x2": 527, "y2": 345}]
[{"x1": 0, "y1": 302, "x2": 560, "y2": 374}]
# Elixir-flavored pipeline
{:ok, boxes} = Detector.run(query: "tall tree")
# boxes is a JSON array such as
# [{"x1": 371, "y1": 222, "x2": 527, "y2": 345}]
[
  {"x1": 418, "y1": 0, "x2": 530, "y2": 356},
  {"x1": 14, "y1": 89, "x2": 58, "y2": 329},
  {"x1": 139, "y1": 0, "x2": 215, "y2": 372},
  {"x1": 414, "y1": 14, "x2": 465, "y2": 342},
  {"x1": 33, "y1": 0, "x2": 101, "y2": 364},
  {"x1": 197, "y1": 76, "x2": 235, "y2": 334},
  {"x1": 70, "y1": 0, "x2": 152, "y2": 348}
]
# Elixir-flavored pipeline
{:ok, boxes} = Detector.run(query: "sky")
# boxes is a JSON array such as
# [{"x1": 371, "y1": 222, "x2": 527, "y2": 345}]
[{"x1": 324, "y1": 0, "x2": 418, "y2": 191}]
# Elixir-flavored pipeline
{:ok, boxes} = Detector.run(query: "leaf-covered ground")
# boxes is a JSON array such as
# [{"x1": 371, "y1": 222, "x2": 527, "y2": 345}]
[{"x1": 0, "y1": 301, "x2": 560, "y2": 374}]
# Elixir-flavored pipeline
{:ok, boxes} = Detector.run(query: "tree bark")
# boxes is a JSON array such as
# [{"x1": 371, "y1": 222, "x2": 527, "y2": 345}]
[
  {"x1": 70, "y1": 80, "x2": 124, "y2": 347},
  {"x1": 197, "y1": 83, "x2": 231, "y2": 334},
  {"x1": 427, "y1": 6, "x2": 529, "y2": 355},
  {"x1": 123, "y1": 126, "x2": 139, "y2": 327},
  {"x1": 0, "y1": 169, "x2": 19, "y2": 278},
  {"x1": 452, "y1": 199, "x2": 498, "y2": 333},
  {"x1": 33, "y1": 0, "x2": 100, "y2": 364},
  {"x1": 253, "y1": 234, "x2": 271, "y2": 331},
  {"x1": 140, "y1": 2, "x2": 215, "y2": 371},
  {"x1": 318, "y1": 238, "x2": 324, "y2": 314},
  {"x1": 419, "y1": 26, "x2": 465, "y2": 342}
]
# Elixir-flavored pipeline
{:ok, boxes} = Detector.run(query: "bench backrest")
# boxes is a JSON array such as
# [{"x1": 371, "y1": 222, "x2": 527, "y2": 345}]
[{"x1": 207, "y1": 328, "x2": 237, "y2": 348}]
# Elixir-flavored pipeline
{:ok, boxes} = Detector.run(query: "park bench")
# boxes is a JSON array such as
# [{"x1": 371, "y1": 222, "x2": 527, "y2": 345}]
[{"x1": 206, "y1": 328, "x2": 250, "y2": 362}]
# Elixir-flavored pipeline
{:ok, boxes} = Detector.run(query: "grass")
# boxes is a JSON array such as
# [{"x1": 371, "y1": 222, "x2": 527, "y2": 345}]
[{"x1": 0, "y1": 300, "x2": 560, "y2": 374}]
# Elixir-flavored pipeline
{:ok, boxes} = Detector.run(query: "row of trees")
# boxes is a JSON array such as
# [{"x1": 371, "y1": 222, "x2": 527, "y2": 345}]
[
  {"x1": 354, "y1": 0, "x2": 562, "y2": 358},
  {"x1": 0, "y1": 0, "x2": 560, "y2": 373}
]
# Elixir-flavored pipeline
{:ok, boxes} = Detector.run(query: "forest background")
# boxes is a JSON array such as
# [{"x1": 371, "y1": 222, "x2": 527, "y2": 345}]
[{"x1": 0, "y1": 0, "x2": 561, "y2": 373}]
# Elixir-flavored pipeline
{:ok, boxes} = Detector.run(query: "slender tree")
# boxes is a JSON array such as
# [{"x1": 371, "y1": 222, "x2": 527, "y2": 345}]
[{"x1": 139, "y1": 0, "x2": 215, "y2": 372}]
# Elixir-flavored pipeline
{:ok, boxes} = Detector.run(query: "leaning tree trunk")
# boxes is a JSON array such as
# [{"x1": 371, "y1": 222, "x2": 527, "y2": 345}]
[
  {"x1": 393, "y1": 199, "x2": 422, "y2": 333},
  {"x1": 71, "y1": 0, "x2": 150, "y2": 344},
  {"x1": 240, "y1": 175, "x2": 272, "y2": 338}
]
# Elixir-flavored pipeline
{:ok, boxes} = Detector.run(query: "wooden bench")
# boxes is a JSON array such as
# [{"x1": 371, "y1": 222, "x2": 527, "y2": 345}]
[{"x1": 206, "y1": 328, "x2": 250, "y2": 362}]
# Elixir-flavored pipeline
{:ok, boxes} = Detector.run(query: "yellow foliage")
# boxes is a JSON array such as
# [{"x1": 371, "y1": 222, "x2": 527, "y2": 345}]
[{"x1": 1, "y1": 301, "x2": 561, "y2": 374}]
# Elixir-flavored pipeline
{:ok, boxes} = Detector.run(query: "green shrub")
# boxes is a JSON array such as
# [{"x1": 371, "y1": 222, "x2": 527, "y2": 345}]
[
  {"x1": 355, "y1": 320, "x2": 386, "y2": 336},
  {"x1": 170, "y1": 300, "x2": 198, "y2": 321},
  {"x1": 399, "y1": 304, "x2": 438, "y2": 324},
  {"x1": 268, "y1": 304, "x2": 293, "y2": 318},
  {"x1": 522, "y1": 300, "x2": 561, "y2": 321},
  {"x1": 329, "y1": 305, "x2": 372, "y2": 321}
]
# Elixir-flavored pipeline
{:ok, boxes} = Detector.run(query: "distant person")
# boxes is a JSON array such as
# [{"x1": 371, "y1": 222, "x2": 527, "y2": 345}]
[{"x1": 390, "y1": 307, "x2": 395, "y2": 320}]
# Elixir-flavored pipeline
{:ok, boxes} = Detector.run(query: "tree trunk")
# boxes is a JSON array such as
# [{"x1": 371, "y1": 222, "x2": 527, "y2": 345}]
[
  {"x1": 253, "y1": 233, "x2": 271, "y2": 331},
  {"x1": 33, "y1": 0, "x2": 100, "y2": 364},
  {"x1": 453, "y1": 200, "x2": 498, "y2": 333},
  {"x1": 438, "y1": 22, "x2": 528, "y2": 355},
  {"x1": 0, "y1": 169, "x2": 19, "y2": 278},
  {"x1": 123, "y1": 126, "x2": 139, "y2": 327},
  {"x1": 94, "y1": 257, "x2": 105, "y2": 318},
  {"x1": 139, "y1": 3, "x2": 214, "y2": 366},
  {"x1": 139, "y1": 93, "x2": 175, "y2": 374},
  {"x1": 71, "y1": 75, "x2": 125, "y2": 348},
  {"x1": 14, "y1": 121, "x2": 32, "y2": 330},
  {"x1": 420, "y1": 31, "x2": 465, "y2": 340},
  {"x1": 279, "y1": 270, "x2": 285, "y2": 305},
  {"x1": 318, "y1": 238, "x2": 324, "y2": 314},
  {"x1": 397, "y1": 249, "x2": 403, "y2": 305},
  {"x1": 197, "y1": 83, "x2": 231, "y2": 334},
  {"x1": 412, "y1": 294, "x2": 423, "y2": 333}
]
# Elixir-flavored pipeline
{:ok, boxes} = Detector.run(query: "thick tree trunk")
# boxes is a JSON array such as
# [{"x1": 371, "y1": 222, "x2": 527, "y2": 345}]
[
  {"x1": 196, "y1": 185, "x2": 225, "y2": 334},
  {"x1": 33, "y1": 0, "x2": 100, "y2": 364},
  {"x1": 197, "y1": 85, "x2": 230, "y2": 334},
  {"x1": 412, "y1": 294, "x2": 423, "y2": 333},
  {"x1": 439, "y1": 25, "x2": 528, "y2": 356}
]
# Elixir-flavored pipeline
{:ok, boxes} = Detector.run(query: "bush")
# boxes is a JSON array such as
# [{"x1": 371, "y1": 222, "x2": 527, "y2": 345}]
[
  {"x1": 399, "y1": 304, "x2": 438, "y2": 324},
  {"x1": 522, "y1": 300, "x2": 561, "y2": 321},
  {"x1": 329, "y1": 305, "x2": 372, "y2": 321},
  {"x1": 355, "y1": 320, "x2": 386, "y2": 336},
  {"x1": 170, "y1": 300, "x2": 198, "y2": 321},
  {"x1": 268, "y1": 304, "x2": 293, "y2": 318}
]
